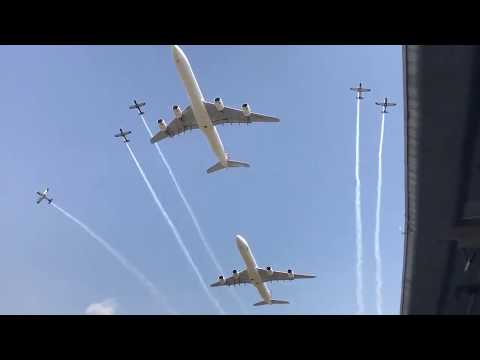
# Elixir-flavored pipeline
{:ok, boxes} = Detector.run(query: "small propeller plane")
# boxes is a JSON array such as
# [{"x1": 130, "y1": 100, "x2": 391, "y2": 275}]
[
  {"x1": 129, "y1": 100, "x2": 146, "y2": 115},
  {"x1": 36, "y1": 188, "x2": 53, "y2": 204},
  {"x1": 376, "y1": 97, "x2": 397, "y2": 113},
  {"x1": 350, "y1": 82, "x2": 371, "y2": 100},
  {"x1": 114, "y1": 129, "x2": 132, "y2": 143}
]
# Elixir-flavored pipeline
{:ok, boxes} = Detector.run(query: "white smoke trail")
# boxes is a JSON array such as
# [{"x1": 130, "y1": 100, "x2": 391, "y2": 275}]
[
  {"x1": 50, "y1": 202, "x2": 175, "y2": 314},
  {"x1": 355, "y1": 98, "x2": 365, "y2": 315},
  {"x1": 124, "y1": 142, "x2": 225, "y2": 315},
  {"x1": 373, "y1": 113, "x2": 385, "y2": 315},
  {"x1": 140, "y1": 114, "x2": 247, "y2": 314}
]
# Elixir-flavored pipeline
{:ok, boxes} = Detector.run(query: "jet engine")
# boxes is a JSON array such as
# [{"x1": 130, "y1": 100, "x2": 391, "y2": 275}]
[
  {"x1": 241, "y1": 103, "x2": 251, "y2": 117},
  {"x1": 214, "y1": 97, "x2": 225, "y2": 111},
  {"x1": 173, "y1": 105, "x2": 182, "y2": 119},
  {"x1": 218, "y1": 275, "x2": 226, "y2": 285},
  {"x1": 266, "y1": 266, "x2": 274, "y2": 276},
  {"x1": 158, "y1": 119, "x2": 168, "y2": 131},
  {"x1": 232, "y1": 269, "x2": 239, "y2": 279},
  {"x1": 287, "y1": 269, "x2": 294, "y2": 280}
]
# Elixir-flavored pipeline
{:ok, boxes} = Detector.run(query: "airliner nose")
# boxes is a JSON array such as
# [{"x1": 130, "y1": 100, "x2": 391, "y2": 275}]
[
  {"x1": 171, "y1": 45, "x2": 183, "y2": 59},
  {"x1": 235, "y1": 235, "x2": 248, "y2": 249}
]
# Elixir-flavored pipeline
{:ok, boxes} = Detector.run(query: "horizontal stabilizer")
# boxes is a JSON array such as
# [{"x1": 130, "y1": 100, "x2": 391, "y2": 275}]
[
  {"x1": 207, "y1": 160, "x2": 250, "y2": 174},
  {"x1": 253, "y1": 299, "x2": 290, "y2": 306}
]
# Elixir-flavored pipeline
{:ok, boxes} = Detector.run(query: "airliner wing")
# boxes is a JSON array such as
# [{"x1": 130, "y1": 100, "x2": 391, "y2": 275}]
[
  {"x1": 150, "y1": 106, "x2": 198, "y2": 143},
  {"x1": 257, "y1": 268, "x2": 316, "y2": 283},
  {"x1": 36, "y1": 197, "x2": 43, "y2": 204},
  {"x1": 203, "y1": 102, "x2": 280, "y2": 126},
  {"x1": 210, "y1": 269, "x2": 250, "y2": 287}
]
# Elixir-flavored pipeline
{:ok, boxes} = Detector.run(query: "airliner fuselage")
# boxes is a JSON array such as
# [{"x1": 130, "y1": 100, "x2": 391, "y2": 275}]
[
  {"x1": 236, "y1": 235, "x2": 273, "y2": 304},
  {"x1": 172, "y1": 45, "x2": 228, "y2": 166}
]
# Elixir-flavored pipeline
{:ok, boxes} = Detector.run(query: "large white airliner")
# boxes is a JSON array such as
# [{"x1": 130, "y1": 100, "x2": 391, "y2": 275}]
[
  {"x1": 150, "y1": 45, "x2": 280, "y2": 174},
  {"x1": 210, "y1": 235, "x2": 316, "y2": 306}
]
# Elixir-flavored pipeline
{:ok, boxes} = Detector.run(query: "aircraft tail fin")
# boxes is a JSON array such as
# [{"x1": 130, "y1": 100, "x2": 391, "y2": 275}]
[
  {"x1": 253, "y1": 299, "x2": 290, "y2": 306},
  {"x1": 206, "y1": 160, "x2": 250, "y2": 174}
]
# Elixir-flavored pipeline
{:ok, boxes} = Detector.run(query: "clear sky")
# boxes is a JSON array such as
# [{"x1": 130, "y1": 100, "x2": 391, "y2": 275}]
[{"x1": 0, "y1": 45, "x2": 404, "y2": 314}]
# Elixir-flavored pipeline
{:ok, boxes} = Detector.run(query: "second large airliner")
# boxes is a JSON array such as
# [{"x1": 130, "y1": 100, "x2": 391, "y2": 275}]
[
  {"x1": 150, "y1": 45, "x2": 280, "y2": 174},
  {"x1": 210, "y1": 235, "x2": 316, "y2": 306}
]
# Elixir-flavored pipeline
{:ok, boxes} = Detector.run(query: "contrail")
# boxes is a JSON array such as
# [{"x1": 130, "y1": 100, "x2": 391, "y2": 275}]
[
  {"x1": 50, "y1": 202, "x2": 175, "y2": 314},
  {"x1": 373, "y1": 113, "x2": 385, "y2": 315},
  {"x1": 139, "y1": 114, "x2": 247, "y2": 314},
  {"x1": 354, "y1": 98, "x2": 364, "y2": 314},
  {"x1": 124, "y1": 142, "x2": 225, "y2": 314}
]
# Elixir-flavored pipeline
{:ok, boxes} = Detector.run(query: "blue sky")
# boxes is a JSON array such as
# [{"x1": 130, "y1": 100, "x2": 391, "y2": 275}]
[{"x1": 0, "y1": 45, "x2": 404, "y2": 314}]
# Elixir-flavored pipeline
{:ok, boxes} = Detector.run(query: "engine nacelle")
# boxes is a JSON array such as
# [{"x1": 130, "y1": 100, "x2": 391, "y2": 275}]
[
  {"x1": 218, "y1": 275, "x2": 226, "y2": 285},
  {"x1": 241, "y1": 103, "x2": 251, "y2": 117},
  {"x1": 214, "y1": 97, "x2": 225, "y2": 111},
  {"x1": 266, "y1": 266, "x2": 274, "y2": 276},
  {"x1": 287, "y1": 269, "x2": 294, "y2": 280},
  {"x1": 158, "y1": 119, "x2": 168, "y2": 131},
  {"x1": 173, "y1": 105, "x2": 182, "y2": 119},
  {"x1": 232, "y1": 269, "x2": 239, "y2": 279}
]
